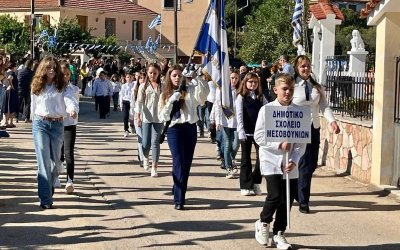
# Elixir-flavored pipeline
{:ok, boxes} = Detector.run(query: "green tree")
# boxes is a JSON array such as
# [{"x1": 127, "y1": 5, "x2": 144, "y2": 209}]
[
  {"x1": 238, "y1": 0, "x2": 296, "y2": 64},
  {"x1": 0, "y1": 15, "x2": 30, "y2": 60}
]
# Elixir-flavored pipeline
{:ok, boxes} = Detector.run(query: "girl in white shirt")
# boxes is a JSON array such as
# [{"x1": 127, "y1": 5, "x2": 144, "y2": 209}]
[
  {"x1": 111, "y1": 74, "x2": 121, "y2": 112},
  {"x1": 214, "y1": 70, "x2": 240, "y2": 179},
  {"x1": 136, "y1": 63, "x2": 163, "y2": 177},
  {"x1": 292, "y1": 55, "x2": 340, "y2": 214},
  {"x1": 131, "y1": 71, "x2": 146, "y2": 168},
  {"x1": 119, "y1": 72, "x2": 134, "y2": 137},
  {"x1": 31, "y1": 57, "x2": 79, "y2": 209},
  {"x1": 158, "y1": 64, "x2": 209, "y2": 210},
  {"x1": 60, "y1": 61, "x2": 80, "y2": 194},
  {"x1": 236, "y1": 72, "x2": 268, "y2": 196}
]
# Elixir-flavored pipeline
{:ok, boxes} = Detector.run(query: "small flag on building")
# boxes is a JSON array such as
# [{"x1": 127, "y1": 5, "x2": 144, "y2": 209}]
[
  {"x1": 291, "y1": 0, "x2": 303, "y2": 47},
  {"x1": 148, "y1": 15, "x2": 162, "y2": 29}
]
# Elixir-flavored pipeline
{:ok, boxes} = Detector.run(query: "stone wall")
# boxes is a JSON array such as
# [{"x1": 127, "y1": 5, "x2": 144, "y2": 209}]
[{"x1": 318, "y1": 115, "x2": 373, "y2": 183}]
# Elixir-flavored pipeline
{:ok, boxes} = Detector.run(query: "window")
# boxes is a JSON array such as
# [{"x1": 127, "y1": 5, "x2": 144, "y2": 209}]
[
  {"x1": 348, "y1": 4, "x2": 357, "y2": 11},
  {"x1": 105, "y1": 18, "x2": 116, "y2": 37},
  {"x1": 132, "y1": 20, "x2": 143, "y2": 41},
  {"x1": 24, "y1": 14, "x2": 50, "y2": 28},
  {"x1": 76, "y1": 15, "x2": 88, "y2": 32},
  {"x1": 163, "y1": 0, "x2": 181, "y2": 9}
]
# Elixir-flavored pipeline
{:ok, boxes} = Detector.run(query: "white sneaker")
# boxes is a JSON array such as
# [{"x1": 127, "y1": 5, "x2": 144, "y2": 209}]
[
  {"x1": 273, "y1": 231, "x2": 292, "y2": 250},
  {"x1": 253, "y1": 184, "x2": 262, "y2": 195},
  {"x1": 255, "y1": 219, "x2": 269, "y2": 245},
  {"x1": 240, "y1": 189, "x2": 253, "y2": 196},
  {"x1": 151, "y1": 168, "x2": 158, "y2": 177},
  {"x1": 124, "y1": 131, "x2": 129, "y2": 138},
  {"x1": 54, "y1": 176, "x2": 61, "y2": 188},
  {"x1": 65, "y1": 179, "x2": 74, "y2": 194},
  {"x1": 225, "y1": 169, "x2": 235, "y2": 179},
  {"x1": 143, "y1": 157, "x2": 150, "y2": 171}
]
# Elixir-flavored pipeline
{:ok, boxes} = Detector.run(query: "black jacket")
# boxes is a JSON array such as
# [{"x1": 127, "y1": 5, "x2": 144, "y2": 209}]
[{"x1": 17, "y1": 68, "x2": 33, "y2": 94}]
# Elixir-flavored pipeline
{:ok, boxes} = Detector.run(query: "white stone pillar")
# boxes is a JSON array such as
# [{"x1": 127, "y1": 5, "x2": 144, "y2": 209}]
[
  {"x1": 311, "y1": 26, "x2": 321, "y2": 81},
  {"x1": 318, "y1": 14, "x2": 342, "y2": 84},
  {"x1": 347, "y1": 51, "x2": 369, "y2": 73}
]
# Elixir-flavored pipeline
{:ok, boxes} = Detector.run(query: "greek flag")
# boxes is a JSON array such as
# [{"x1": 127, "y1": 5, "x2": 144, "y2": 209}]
[
  {"x1": 291, "y1": 0, "x2": 303, "y2": 47},
  {"x1": 36, "y1": 30, "x2": 49, "y2": 43},
  {"x1": 145, "y1": 36, "x2": 153, "y2": 50},
  {"x1": 194, "y1": 0, "x2": 233, "y2": 118},
  {"x1": 148, "y1": 15, "x2": 162, "y2": 29}
]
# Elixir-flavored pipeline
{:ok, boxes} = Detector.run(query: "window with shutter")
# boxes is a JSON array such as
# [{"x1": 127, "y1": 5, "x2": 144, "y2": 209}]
[
  {"x1": 42, "y1": 15, "x2": 50, "y2": 27},
  {"x1": 132, "y1": 20, "x2": 143, "y2": 41},
  {"x1": 105, "y1": 18, "x2": 116, "y2": 37},
  {"x1": 76, "y1": 15, "x2": 88, "y2": 31}
]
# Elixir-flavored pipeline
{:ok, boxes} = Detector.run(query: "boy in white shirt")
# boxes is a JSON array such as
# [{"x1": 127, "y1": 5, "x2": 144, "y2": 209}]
[{"x1": 253, "y1": 73, "x2": 306, "y2": 249}]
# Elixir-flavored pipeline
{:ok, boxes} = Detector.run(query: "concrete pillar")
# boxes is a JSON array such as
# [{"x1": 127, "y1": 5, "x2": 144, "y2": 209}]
[
  {"x1": 371, "y1": 13, "x2": 400, "y2": 185},
  {"x1": 318, "y1": 14, "x2": 342, "y2": 84},
  {"x1": 347, "y1": 51, "x2": 368, "y2": 73},
  {"x1": 311, "y1": 25, "x2": 321, "y2": 81}
]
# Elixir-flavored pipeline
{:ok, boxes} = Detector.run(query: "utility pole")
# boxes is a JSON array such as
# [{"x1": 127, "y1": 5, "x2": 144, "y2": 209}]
[
  {"x1": 174, "y1": 0, "x2": 178, "y2": 64},
  {"x1": 234, "y1": 0, "x2": 249, "y2": 59},
  {"x1": 30, "y1": 0, "x2": 35, "y2": 60}
]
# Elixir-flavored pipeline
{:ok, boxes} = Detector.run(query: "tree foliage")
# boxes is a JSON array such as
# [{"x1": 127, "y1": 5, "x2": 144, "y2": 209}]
[
  {"x1": 0, "y1": 15, "x2": 30, "y2": 60},
  {"x1": 238, "y1": 0, "x2": 296, "y2": 64}
]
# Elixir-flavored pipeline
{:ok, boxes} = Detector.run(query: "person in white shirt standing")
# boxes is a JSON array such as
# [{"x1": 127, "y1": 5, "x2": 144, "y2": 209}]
[
  {"x1": 158, "y1": 65, "x2": 209, "y2": 210},
  {"x1": 31, "y1": 57, "x2": 79, "y2": 209},
  {"x1": 92, "y1": 69, "x2": 112, "y2": 119},
  {"x1": 60, "y1": 61, "x2": 80, "y2": 194},
  {"x1": 110, "y1": 74, "x2": 121, "y2": 112},
  {"x1": 292, "y1": 55, "x2": 340, "y2": 214},
  {"x1": 119, "y1": 71, "x2": 135, "y2": 137},
  {"x1": 136, "y1": 63, "x2": 163, "y2": 177}
]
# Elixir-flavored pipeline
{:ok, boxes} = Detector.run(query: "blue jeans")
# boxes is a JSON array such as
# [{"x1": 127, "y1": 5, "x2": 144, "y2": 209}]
[
  {"x1": 216, "y1": 129, "x2": 224, "y2": 160},
  {"x1": 32, "y1": 116, "x2": 64, "y2": 206},
  {"x1": 196, "y1": 105, "x2": 207, "y2": 133},
  {"x1": 222, "y1": 127, "x2": 239, "y2": 169},
  {"x1": 141, "y1": 122, "x2": 163, "y2": 163},
  {"x1": 167, "y1": 123, "x2": 197, "y2": 205}
]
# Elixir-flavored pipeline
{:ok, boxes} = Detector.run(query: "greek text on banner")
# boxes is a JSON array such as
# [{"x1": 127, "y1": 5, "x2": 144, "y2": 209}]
[{"x1": 264, "y1": 106, "x2": 311, "y2": 143}]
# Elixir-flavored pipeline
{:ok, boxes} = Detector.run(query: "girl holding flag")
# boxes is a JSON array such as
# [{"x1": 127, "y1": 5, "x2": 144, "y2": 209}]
[{"x1": 158, "y1": 65, "x2": 209, "y2": 210}]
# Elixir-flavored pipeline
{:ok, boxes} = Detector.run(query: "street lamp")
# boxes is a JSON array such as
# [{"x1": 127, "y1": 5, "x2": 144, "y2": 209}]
[
  {"x1": 234, "y1": 0, "x2": 249, "y2": 59},
  {"x1": 318, "y1": 29, "x2": 322, "y2": 40}
]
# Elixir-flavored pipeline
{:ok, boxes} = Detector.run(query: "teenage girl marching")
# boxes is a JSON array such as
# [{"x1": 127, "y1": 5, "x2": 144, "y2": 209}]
[
  {"x1": 214, "y1": 70, "x2": 240, "y2": 179},
  {"x1": 136, "y1": 63, "x2": 163, "y2": 177},
  {"x1": 158, "y1": 65, "x2": 209, "y2": 210},
  {"x1": 131, "y1": 71, "x2": 146, "y2": 167},
  {"x1": 31, "y1": 57, "x2": 78, "y2": 208},
  {"x1": 236, "y1": 72, "x2": 268, "y2": 196}
]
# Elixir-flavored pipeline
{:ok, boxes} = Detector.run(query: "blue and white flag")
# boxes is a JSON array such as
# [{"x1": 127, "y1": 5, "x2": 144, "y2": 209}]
[
  {"x1": 36, "y1": 30, "x2": 49, "y2": 43},
  {"x1": 291, "y1": 0, "x2": 303, "y2": 47},
  {"x1": 148, "y1": 15, "x2": 162, "y2": 29},
  {"x1": 194, "y1": 0, "x2": 233, "y2": 118},
  {"x1": 145, "y1": 36, "x2": 153, "y2": 50}
]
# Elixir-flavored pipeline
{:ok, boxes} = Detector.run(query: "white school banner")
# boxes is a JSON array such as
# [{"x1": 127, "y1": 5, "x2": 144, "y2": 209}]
[{"x1": 264, "y1": 106, "x2": 311, "y2": 144}]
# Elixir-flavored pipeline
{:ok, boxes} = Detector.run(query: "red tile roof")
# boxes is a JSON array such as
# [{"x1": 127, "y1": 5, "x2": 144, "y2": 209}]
[
  {"x1": 0, "y1": 0, "x2": 60, "y2": 9},
  {"x1": 309, "y1": 0, "x2": 345, "y2": 21},
  {"x1": 64, "y1": 0, "x2": 157, "y2": 16},
  {"x1": 360, "y1": 0, "x2": 383, "y2": 18}
]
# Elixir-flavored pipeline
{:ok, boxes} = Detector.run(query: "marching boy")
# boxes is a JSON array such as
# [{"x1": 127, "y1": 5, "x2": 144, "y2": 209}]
[{"x1": 253, "y1": 73, "x2": 307, "y2": 249}]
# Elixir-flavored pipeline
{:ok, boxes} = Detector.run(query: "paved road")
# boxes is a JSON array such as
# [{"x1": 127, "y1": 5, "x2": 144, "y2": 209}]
[{"x1": 1, "y1": 97, "x2": 400, "y2": 249}]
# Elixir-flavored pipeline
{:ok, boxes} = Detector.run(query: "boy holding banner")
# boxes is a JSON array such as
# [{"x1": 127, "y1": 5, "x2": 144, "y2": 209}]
[{"x1": 253, "y1": 73, "x2": 309, "y2": 249}]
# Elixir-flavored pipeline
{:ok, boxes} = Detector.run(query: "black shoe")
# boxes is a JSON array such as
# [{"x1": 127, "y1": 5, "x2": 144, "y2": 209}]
[
  {"x1": 220, "y1": 160, "x2": 226, "y2": 169},
  {"x1": 40, "y1": 204, "x2": 53, "y2": 209},
  {"x1": 299, "y1": 203, "x2": 310, "y2": 214},
  {"x1": 174, "y1": 204, "x2": 184, "y2": 210}
]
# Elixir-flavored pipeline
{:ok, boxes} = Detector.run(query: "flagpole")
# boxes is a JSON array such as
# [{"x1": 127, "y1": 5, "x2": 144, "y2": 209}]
[{"x1": 174, "y1": 0, "x2": 178, "y2": 63}]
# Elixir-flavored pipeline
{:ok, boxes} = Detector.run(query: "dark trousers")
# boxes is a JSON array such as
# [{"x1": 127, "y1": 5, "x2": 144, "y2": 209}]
[
  {"x1": 167, "y1": 123, "x2": 197, "y2": 205},
  {"x1": 298, "y1": 125, "x2": 320, "y2": 205},
  {"x1": 18, "y1": 92, "x2": 30, "y2": 120},
  {"x1": 61, "y1": 125, "x2": 77, "y2": 181},
  {"x1": 112, "y1": 92, "x2": 119, "y2": 111},
  {"x1": 81, "y1": 77, "x2": 88, "y2": 97},
  {"x1": 239, "y1": 135, "x2": 262, "y2": 189},
  {"x1": 260, "y1": 175, "x2": 298, "y2": 234},
  {"x1": 122, "y1": 100, "x2": 130, "y2": 131},
  {"x1": 96, "y1": 95, "x2": 109, "y2": 119},
  {"x1": 206, "y1": 101, "x2": 216, "y2": 140}
]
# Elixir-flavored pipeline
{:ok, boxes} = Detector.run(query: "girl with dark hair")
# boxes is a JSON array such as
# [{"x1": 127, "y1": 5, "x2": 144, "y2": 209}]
[
  {"x1": 292, "y1": 55, "x2": 340, "y2": 214},
  {"x1": 158, "y1": 64, "x2": 209, "y2": 210},
  {"x1": 31, "y1": 57, "x2": 79, "y2": 208},
  {"x1": 236, "y1": 72, "x2": 268, "y2": 196},
  {"x1": 136, "y1": 63, "x2": 163, "y2": 177}
]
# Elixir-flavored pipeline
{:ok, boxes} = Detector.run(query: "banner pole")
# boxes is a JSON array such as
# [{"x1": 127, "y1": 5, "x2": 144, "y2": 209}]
[{"x1": 286, "y1": 151, "x2": 290, "y2": 230}]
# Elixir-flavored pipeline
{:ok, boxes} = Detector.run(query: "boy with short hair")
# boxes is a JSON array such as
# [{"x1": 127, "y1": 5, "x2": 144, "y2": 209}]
[{"x1": 253, "y1": 73, "x2": 307, "y2": 249}]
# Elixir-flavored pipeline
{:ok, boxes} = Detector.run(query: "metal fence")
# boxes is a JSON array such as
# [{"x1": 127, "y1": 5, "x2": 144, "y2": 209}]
[{"x1": 325, "y1": 71, "x2": 374, "y2": 120}]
